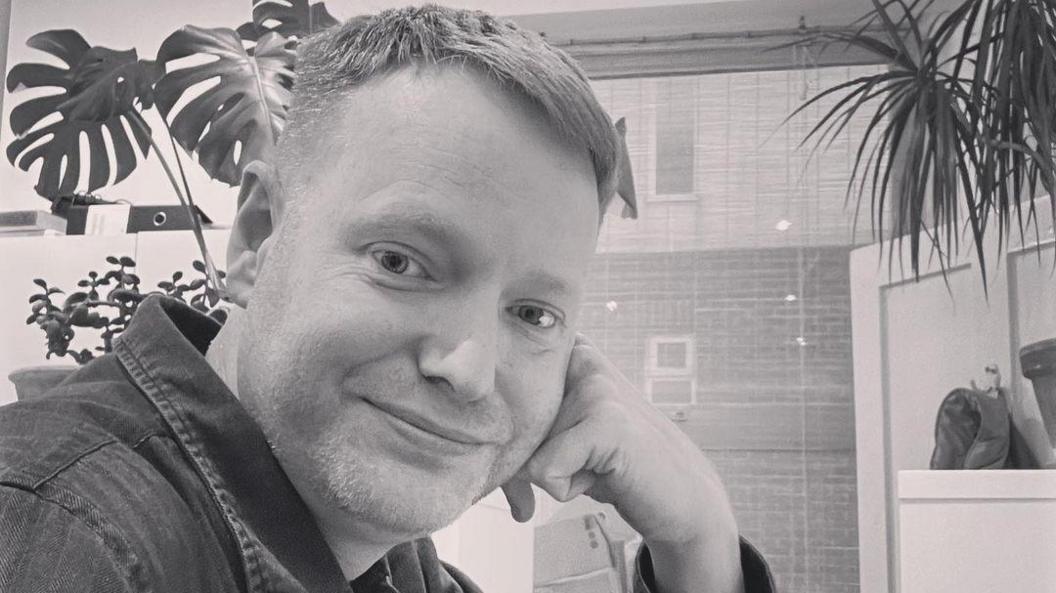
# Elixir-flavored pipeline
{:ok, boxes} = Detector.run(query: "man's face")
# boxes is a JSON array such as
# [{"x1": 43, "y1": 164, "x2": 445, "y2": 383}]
[{"x1": 237, "y1": 66, "x2": 601, "y2": 540}]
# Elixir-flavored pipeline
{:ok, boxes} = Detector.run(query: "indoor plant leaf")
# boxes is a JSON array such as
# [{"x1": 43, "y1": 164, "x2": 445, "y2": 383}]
[
  {"x1": 155, "y1": 26, "x2": 295, "y2": 186},
  {"x1": 5, "y1": 29, "x2": 158, "y2": 199},
  {"x1": 60, "y1": 46, "x2": 163, "y2": 121},
  {"x1": 236, "y1": 0, "x2": 339, "y2": 42},
  {"x1": 789, "y1": 0, "x2": 1056, "y2": 284}
]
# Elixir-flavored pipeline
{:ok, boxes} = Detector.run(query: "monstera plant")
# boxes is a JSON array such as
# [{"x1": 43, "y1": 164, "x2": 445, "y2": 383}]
[{"x1": 5, "y1": 0, "x2": 338, "y2": 297}]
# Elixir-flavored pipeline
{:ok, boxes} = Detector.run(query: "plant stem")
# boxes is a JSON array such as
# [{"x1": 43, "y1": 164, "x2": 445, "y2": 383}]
[
  {"x1": 160, "y1": 114, "x2": 228, "y2": 301},
  {"x1": 128, "y1": 111, "x2": 227, "y2": 303}
]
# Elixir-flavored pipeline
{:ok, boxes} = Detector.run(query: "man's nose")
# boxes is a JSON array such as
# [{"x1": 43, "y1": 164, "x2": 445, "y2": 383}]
[{"x1": 416, "y1": 305, "x2": 499, "y2": 403}]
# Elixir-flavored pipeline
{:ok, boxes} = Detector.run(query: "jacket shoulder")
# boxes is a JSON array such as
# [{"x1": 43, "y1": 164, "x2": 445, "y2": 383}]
[
  {"x1": 0, "y1": 354, "x2": 166, "y2": 488},
  {"x1": 0, "y1": 484, "x2": 136, "y2": 592},
  {"x1": 0, "y1": 357, "x2": 242, "y2": 592}
]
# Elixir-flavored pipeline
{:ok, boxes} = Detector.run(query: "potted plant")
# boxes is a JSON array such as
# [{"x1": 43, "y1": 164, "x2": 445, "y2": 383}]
[
  {"x1": 1021, "y1": 338, "x2": 1056, "y2": 452},
  {"x1": 11, "y1": 255, "x2": 226, "y2": 401},
  {"x1": 791, "y1": 0, "x2": 1056, "y2": 463},
  {"x1": 789, "y1": 0, "x2": 1056, "y2": 285},
  {"x1": 4, "y1": 1, "x2": 336, "y2": 399},
  {"x1": 4, "y1": 0, "x2": 340, "y2": 296}
]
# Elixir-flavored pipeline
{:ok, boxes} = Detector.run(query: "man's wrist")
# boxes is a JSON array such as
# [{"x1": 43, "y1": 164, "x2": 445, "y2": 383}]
[{"x1": 643, "y1": 523, "x2": 745, "y2": 593}]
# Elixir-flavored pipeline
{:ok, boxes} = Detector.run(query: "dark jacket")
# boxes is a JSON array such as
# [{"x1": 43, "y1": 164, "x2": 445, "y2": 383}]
[{"x1": 0, "y1": 296, "x2": 775, "y2": 592}]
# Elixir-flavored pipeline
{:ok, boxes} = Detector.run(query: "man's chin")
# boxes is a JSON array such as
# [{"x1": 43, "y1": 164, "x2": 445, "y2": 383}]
[{"x1": 319, "y1": 469, "x2": 488, "y2": 540}]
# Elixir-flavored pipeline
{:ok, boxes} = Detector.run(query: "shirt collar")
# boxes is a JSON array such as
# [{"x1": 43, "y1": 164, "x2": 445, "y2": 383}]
[{"x1": 114, "y1": 294, "x2": 363, "y2": 592}]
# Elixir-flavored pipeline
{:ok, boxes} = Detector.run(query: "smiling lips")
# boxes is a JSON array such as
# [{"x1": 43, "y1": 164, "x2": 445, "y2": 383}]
[{"x1": 362, "y1": 398, "x2": 504, "y2": 446}]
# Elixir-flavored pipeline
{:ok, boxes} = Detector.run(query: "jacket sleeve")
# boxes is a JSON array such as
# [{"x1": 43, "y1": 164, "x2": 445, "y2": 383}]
[
  {"x1": 632, "y1": 537, "x2": 777, "y2": 593},
  {"x1": 0, "y1": 485, "x2": 134, "y2": 593}
]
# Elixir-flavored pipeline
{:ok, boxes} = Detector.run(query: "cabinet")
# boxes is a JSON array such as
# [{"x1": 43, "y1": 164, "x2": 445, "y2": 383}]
[{"x1": 898, "y1": 470, "x2": 1056, "y2": 593}]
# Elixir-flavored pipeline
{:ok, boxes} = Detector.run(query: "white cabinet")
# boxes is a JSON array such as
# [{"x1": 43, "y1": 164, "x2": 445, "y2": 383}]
[{"x1": 898, "y1": 470, "x2": 1056, "y2": 593}]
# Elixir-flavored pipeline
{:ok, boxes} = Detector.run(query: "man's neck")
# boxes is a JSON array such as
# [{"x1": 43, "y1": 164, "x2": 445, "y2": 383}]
[{"x1": 203, "y1": 306, "x2": 397, "y2": 581}]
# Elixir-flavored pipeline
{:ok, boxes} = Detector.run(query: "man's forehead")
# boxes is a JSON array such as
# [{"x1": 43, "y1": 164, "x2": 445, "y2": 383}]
[
  {"x1": 285, "y1": 65, "x2": 599, "y2": 213},
  {"x1": 296, "y1": 64, "x2": 590, "y2": 172}
]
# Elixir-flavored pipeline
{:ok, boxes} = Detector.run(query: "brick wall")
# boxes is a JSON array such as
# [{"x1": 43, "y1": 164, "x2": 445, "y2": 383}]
[{"x1": 579, "y1": 246, "x2": 858, "y2": 593}]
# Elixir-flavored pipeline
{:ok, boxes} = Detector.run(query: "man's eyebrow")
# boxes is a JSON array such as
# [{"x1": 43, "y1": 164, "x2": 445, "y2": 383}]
[
  {"x1": 519, "y1": 269, "x2": 576, "y2": 300},
  {"x1": 346, "y1": 210, "x2": 467, "y2": 248}
]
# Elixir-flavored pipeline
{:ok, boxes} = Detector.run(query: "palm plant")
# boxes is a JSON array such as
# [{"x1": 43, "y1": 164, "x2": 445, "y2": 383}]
[
  {"x1": 5, "y1": 0, "x2": 338, "y2": 300},
  {"x1": 790, "y1": 0, "x2": 1056, "y2": 286}
]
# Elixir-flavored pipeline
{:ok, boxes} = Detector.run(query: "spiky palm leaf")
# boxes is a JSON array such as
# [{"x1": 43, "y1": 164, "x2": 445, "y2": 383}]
[
  {"x1": 5, "y1": 30, "x2": 161, "y2": 199},
  {"x1": 933, "y1": 0, "x2": 1056, "y2": 253},
  {"x1": 791, "y1": 0, "x2": 1056, "y2": 285}
]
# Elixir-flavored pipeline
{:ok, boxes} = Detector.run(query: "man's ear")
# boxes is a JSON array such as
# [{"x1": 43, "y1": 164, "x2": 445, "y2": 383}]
[{"x1": 227, "y1": 161, "x2": 285, "y2": 308}]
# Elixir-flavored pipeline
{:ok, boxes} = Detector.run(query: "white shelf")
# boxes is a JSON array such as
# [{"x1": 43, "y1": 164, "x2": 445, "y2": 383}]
[
  {"x1": 897, "y1": 470, "x2": 1056, "y2": 593},
  {"x1": 899, "y1": 469, "x2": 1056, "y2": 500}
]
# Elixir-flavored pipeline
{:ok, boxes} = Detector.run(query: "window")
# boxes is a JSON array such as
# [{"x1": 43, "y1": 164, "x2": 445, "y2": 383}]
[
  {"x1": 647, "y1": 336, "x2": 693, "y2": 373},
  {"x1": 653, "y1": 77, "x2": 696, "y2": 198},
  {"x1": 656, "y1": 341, "x2": 687, "y2": 369},
  {"x1": 521, "y1": 8, "x2": 886, "y2": 589}
]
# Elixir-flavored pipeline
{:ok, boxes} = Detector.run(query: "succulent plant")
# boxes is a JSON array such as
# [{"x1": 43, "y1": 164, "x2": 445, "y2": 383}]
[{"x1": 27, "y1": 256, "x2": 227, "y2": 364}]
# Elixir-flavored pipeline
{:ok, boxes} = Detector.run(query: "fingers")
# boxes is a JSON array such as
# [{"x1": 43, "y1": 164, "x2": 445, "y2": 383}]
[
  {"x1": 525, "y1": 421, "x2": 607, "y2": 502},
  {"x1": 566, "y1": 333, "x2": 604, "y2": 385},
  {"x1": 573, "y1": 332, "x2": 597, "y2": 348},
  {"x1": 500, "y1": 477, "x2": 536, "y2": 523}
]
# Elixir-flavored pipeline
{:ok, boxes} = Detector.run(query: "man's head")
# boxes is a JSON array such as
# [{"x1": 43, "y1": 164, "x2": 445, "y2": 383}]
[
  {"x1": 224, "y1": 5, "x2": 619, "y2": 543},
  {"x1": 265, "y1": 5, "x2": 623, "y2": 222}
]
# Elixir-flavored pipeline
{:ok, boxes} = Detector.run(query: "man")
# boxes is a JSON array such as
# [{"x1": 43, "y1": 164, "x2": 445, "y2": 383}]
[{"x1": 0, "y1": 6, "x2": 774, "y2": 593}]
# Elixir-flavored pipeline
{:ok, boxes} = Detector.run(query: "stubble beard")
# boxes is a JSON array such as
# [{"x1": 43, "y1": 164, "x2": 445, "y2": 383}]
[{"x1": 265, "y1": 410, "x2": 512, "y2": 540}]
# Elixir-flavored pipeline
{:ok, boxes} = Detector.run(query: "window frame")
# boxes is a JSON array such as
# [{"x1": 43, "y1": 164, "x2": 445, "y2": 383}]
[{"x1": 644, "y1": 335, "x2": 696, "y2": 406}]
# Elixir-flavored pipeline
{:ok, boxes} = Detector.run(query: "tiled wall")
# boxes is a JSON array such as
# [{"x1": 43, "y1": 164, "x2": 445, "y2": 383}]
[{"x1": 579, "y1": 246, "x2": 858, "y2": 593}]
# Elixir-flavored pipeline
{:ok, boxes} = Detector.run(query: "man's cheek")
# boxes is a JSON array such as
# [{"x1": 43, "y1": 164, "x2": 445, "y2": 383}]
[{"x1": 520, "y1": 388, "x2": 564, "y2": 450}]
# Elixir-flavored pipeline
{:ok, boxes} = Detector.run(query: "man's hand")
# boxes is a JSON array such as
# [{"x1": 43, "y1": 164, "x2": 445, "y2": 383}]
[{"x1": 501, "y1": 334, "x2": 745, "y2": 593}]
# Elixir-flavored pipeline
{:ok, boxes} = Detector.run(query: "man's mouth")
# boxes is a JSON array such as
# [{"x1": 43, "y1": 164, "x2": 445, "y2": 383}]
[{"x1": 362, "y1": 398, "x2": 501, "y2": 446}]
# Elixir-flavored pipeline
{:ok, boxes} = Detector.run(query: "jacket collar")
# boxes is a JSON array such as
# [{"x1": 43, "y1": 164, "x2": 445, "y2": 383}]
[{"x1": 113, "y1": 294, "x2": 355, "y2": 592}]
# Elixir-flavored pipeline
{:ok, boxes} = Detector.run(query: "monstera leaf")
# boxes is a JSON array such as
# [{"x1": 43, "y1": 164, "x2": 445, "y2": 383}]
[
  {"x1": 236, "y1": 0, "x2": 339, "y2": 42},
  {"x1": 6, "y1": 30, "x2": 159, "y2": 199},
  {"x1": 155, "y1": 26, "x2": 295, "y2": 186}
]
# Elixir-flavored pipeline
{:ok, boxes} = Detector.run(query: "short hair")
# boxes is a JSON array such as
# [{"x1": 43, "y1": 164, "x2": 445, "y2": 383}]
[{"x1": 276, "y1": 4, "x2": 621, "y2": 212}]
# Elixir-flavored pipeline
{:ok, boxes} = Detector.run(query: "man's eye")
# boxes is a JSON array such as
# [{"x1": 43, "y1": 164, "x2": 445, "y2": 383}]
[
  {"x1": 370, "y1": 249, "x2": 429, "y2": 279},
  {"x1": 512, "y1": 304, "x2": 559, "y2": 329}
]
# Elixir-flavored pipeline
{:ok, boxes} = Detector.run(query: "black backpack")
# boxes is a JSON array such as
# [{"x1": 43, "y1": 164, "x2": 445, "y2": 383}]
[{"x1": 930, "y1": 388, "x2": 1038, "y2": 469}]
